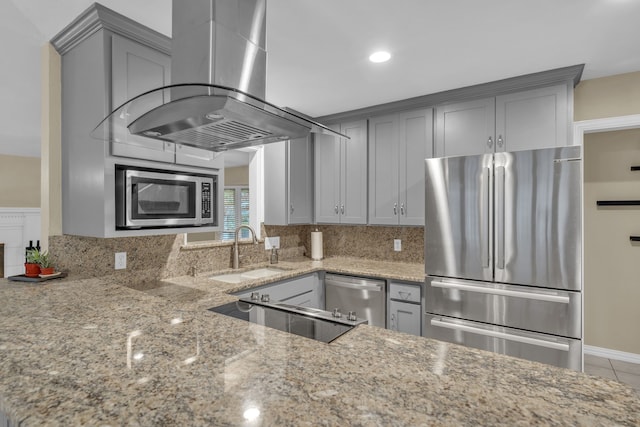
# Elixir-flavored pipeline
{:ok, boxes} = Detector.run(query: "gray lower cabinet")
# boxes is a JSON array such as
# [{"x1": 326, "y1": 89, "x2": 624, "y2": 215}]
[
  {"x1": 0, "y1": 409, "x2": 12, "y2": 427},
  {"x1": 235, "y1": 273, "x2": 323, "y2": 309},
  {"x1": 435, "y1": 84, "x2": 570, "y2": 157},
  {"x1": 387, "y1": 281, "x2": 422, "y2": 336},
  {"x1": 369, "y1": 108, "x2": 433, "y2": 225},
  {"x1": 264, "y1": 137, "x2": 313, "y2": 225},
  {"x1": 314, "y1": 120, "x2": 368, "y2": 224}
]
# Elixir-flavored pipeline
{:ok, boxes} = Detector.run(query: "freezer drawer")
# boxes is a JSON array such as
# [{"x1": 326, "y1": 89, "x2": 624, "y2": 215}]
[
  {"x1": 424, "y1": 314, "x2": 582, "y2": 370},
  {"x1": 425, "y1": 276, "x2": 581, "y2": 338}
]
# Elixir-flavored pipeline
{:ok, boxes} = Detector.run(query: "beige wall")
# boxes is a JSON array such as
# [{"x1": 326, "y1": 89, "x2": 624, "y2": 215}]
[
  {"x1": 574, "y1": 71, "x2": 640, "y2": 121},
  {"x1": 41, "y1": 43, "x2": 62, "y2": 251},
  {"x1": 0, "y1": 154, "x2": 41, "y2": 207},
  {"x1": 224, "y1": 166, "x2": 249, "y2": 186},
  {"x1": 583, "y1": 128, "x2": 640, "y2": 354}
]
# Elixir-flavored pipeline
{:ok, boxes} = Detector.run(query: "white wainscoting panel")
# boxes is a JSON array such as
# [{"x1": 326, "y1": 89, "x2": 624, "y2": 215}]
[{"x1": 0, "y1": 208, "x2": 41, "y2": 277}]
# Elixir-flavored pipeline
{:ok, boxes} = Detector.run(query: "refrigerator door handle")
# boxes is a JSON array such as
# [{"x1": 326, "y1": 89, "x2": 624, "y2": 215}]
[
  {"x1": 430, "y1": 318, "x2": 570, "y2": 351},
  {"x1": 495, "y1": 165, "x2": 506, "y2": 269},
  {"x1": 430, "y1": 280, "x2": 571, "y2": 304},
  {"x1": 481, "y1": 167, "x2": 491, "y2": 268}
]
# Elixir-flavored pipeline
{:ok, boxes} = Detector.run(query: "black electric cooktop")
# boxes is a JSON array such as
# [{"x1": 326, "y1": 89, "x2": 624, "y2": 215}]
[{"x1": 209, "y1": 298, "x2": 367, "y2": 343}]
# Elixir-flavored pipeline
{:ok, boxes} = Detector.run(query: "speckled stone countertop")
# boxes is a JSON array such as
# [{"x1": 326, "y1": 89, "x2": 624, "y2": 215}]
[{"x1": 1, "y1": 257, "x2": 639, "y2": 426}]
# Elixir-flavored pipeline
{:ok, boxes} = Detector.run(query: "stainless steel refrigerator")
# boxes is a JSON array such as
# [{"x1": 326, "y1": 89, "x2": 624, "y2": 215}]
[{"x1": 423, "y1": 146, "x2": 582, "y2": 370}]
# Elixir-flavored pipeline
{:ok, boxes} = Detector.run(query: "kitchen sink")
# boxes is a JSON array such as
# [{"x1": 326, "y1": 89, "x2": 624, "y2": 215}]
[{"x1": 210, "y1": 267, "x2": 286, "y2": 283}]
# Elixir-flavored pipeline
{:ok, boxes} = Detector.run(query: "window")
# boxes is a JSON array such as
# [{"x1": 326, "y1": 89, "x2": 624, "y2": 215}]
[{"x1": 222, "y1": 187, "x2": 250, "y2": 241}]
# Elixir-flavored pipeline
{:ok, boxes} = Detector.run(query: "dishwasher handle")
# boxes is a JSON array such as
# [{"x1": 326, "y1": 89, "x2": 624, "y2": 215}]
[{"x1": 325, "y1": 277, "x2": 384, "y2": 292}]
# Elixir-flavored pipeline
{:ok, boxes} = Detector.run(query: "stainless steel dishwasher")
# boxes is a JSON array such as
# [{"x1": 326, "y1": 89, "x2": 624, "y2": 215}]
[{"x1": 324, "y1": 274, "x2": 386, "y2": 328}]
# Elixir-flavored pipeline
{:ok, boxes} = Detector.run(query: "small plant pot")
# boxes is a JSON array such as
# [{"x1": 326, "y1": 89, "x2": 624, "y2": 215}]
[
  {"x1": 24, "y1": 263, "x2": 41, "y2": 277},
  {"x1": 40, "y1": 267, "x2": 56, "y2": 275}
]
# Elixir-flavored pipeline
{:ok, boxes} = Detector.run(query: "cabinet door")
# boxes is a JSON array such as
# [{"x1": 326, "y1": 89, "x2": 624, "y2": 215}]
[
  {"x1": 288, "y1": 136, "x2": 313, "y2": 224},
  {"x1": 495, "y1": 84, "x2": 569, "y2": 152},
  {"x1": 435, "y1": 98, "x2": 495, "y2": 157},
  {"x1": 340, "y1": 120, "x2": 368, "y2": 224},
  {"x1": 398, "y1": 108, "x2": 433, "y2": 226},
  {"x1": 389, "y1": 300, "x2": 422, "y2": 336},
  {"x1": 368, "y1": 114, "x2": 399, "y2": 225},
  {"x1": 315, "y1": 129, "x2": 341, "y2": 223},
  {"x1": 175, "y1": 144, "x2": 224, "y2": 169},
  {"x1": 110, "y1": 34, "x2": 174, "y2": 163},
  {"x1": 263, "y1": 140, "x2": 288, "y2": 225}
]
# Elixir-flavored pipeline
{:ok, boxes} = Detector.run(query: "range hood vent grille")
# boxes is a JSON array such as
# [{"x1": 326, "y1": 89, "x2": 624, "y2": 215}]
[{"x1": 168, "y1": 120, "x2": 273, "y2": 148}]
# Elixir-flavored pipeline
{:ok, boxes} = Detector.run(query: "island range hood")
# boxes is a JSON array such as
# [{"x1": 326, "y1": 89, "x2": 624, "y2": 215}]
[{"x1": 93, "y1": 0, "x2": 346, "y2": 152}]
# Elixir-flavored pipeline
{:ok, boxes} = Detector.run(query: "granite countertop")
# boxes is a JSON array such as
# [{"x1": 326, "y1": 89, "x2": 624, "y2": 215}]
[{"x1": 1, "y1": 257, "x2": 639, "y2": 426}]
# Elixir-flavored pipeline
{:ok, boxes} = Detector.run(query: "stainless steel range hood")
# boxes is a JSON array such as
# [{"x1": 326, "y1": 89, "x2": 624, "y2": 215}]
[{"x1": 93, "y1": 0, "x2": 346, "y2": 152}]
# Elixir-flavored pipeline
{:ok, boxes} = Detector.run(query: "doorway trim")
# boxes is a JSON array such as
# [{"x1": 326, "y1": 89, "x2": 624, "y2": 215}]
[
  {"x1": 573, "y1": 113, "x2": 640, "y2": 144},
  {"x1": 574, "y1": 113, "x2": 640, "y2": 366}
]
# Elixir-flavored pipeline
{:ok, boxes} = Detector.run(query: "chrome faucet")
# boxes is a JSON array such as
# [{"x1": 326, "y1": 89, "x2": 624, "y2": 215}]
[{"x1": 233, "y1": 225, "x2": 258, "y2": 269}]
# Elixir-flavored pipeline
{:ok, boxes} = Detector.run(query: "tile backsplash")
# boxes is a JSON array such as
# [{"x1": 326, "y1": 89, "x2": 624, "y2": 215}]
[{"x1": 49, "y1": 225, "x2": 424, "y2": 279}]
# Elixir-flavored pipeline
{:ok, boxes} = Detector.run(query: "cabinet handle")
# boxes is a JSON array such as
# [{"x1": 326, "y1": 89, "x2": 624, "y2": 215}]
[
  {"x1": 398, "y1": 291, "x2": 411, "y2": 300},
  {"x1": 400, "y1": 203, "x2": 405, "y2": 215},
  {"x1": 290, "y1": 204, "x2": 294, "y2": 214},
  {"x1": 394, "y1": 203, "x2": 398, "y2": 215},
  {"x1": 487, "y1": 136, "x2": 493, "y2": 148},
  {"x1": 497, "y1": 135, "x2": 504, "y2": 148},
  {"x1": 391, "y1": 313, "x2": 396, "y2": 331},
  {"x1": 334, "y1": 205, "x2": 339, "y2": 214},
  {"x1": 341, "y1": 204, "x2": 345, "y2": 215}
]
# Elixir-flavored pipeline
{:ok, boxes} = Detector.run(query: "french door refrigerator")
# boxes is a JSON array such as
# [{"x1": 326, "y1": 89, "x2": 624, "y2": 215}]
[{"x1": 423, "y1": 146, "x2": 582, "y2": 370}]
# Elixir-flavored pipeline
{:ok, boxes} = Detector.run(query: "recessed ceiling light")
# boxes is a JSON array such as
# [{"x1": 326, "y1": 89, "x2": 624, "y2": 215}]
[{"x1": 369, "y1": 51, "x2": 391, "y2": 63}]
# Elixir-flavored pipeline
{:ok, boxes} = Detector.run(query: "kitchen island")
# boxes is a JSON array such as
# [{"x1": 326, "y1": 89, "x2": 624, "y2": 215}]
[{"x1": 1, "y1": 258, "x2": 638, "y2": 426}]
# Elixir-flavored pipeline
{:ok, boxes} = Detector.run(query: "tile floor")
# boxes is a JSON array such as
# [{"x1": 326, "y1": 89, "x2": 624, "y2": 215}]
[{"x1": 584, "y1": 354, "x2": 640, "y2": 397}]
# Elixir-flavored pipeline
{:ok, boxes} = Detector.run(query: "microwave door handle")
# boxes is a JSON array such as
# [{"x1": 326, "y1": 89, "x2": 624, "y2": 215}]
[{"x1": 430, "y1": 318, "x2": 570, "y2": 351}]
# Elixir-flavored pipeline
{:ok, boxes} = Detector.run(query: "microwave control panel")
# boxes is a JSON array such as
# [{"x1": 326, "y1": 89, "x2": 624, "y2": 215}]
[{"x1": 202, "y1": 181, "x2": 212, "y2": 219}]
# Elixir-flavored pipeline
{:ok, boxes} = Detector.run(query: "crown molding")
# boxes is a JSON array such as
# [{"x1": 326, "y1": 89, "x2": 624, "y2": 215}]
[
  {"x1": 316, "y1": 64, "x2": 584, "y2": 124},
  {"x1": 50, "y1": 3, "x2": 170, "y2": 55}
]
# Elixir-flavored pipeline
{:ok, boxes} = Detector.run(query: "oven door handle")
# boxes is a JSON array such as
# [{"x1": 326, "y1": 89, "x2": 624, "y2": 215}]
[
  {"x1": 430, "y1": 318, "x2": 570, "y2": 351},
  {"x1": 430, "y1": 280, "x2": 570, "y2": 304},
  {"x1": 325, "y1": 280, "x2": 383, "y2": 293}
]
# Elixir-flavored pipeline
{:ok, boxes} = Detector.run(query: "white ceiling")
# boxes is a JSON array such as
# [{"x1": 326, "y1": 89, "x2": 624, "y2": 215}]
[{"x1": 3, "y1": 0, "x2": 640, "y2": 158}]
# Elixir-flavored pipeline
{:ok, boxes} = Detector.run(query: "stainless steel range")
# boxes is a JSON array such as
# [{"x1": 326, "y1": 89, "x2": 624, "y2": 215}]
[{"x1": 209, "y1": 295, "x2": 367, "y2": 343}]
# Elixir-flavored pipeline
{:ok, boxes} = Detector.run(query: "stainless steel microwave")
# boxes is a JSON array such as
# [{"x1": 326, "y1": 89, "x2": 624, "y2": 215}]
[{"x1": 115, "y1": 165, "x2": 217, "y2": 230}]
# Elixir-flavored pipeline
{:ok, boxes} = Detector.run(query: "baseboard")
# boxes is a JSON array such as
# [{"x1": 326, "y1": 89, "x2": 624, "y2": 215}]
[{"x1": 584, "y1": 345, "x2": 640, "y2": 364}]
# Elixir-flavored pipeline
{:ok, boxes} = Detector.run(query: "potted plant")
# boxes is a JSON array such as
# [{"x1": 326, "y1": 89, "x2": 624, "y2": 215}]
[
  {"x1": 24, "y1": 248, "x2": 41, "y2": 277},
  {"x1": 38, "y1": 251, "x2": 55, "y2": 275}
]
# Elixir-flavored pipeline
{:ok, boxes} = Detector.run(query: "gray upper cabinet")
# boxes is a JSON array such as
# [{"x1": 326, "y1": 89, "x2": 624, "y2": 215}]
[
  {"x1": 110, "y1": 33, "x2": 222, "y2": 169},
  {"x1": 435, "y1": 98, "x2": 495, "y2": 157},
  {"x1": 110, "y1": 34, "x2": 174, "y2": 163},
  {"x1": 315, "y1": 120, "x2": 368, "y2": 224},
  {"x1": 495, "y1": 85, "x2": 569, "y2": 153},
  {"x1": 369, "y1": 109, "x2": 433, "y2": 225},
  {"x1": 435, "y1": 84, "x2": 570, "y2": 157},
  {"x1": 264, "y1": 137, "x2": 313, "y2": 225},
  {"x1": 53, "y1": 4, "x2": 223, "y2": 237}
]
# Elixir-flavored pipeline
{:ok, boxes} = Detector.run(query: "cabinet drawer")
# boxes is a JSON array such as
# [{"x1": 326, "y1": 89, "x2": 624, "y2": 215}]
[{"x1": 389, "y1": 282, "x2": 421, "y2": 303}]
